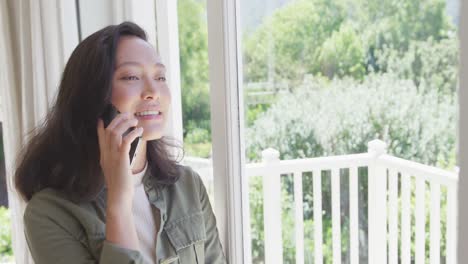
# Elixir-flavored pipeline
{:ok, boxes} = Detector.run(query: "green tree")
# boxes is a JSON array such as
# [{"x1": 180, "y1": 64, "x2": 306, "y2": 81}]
[
  {"x1": 376, "y1": 37, "x2": 459, "y2": 96},
  {"x1": 178, "y1": 0, "x2": 212, "y2": 157},
  {"x1": 317, "y1": 23, "x2": 366, "y2": 80},
  {"x1": 242, "y1": 0, "x2": 347, "y2": 84},
  {"x1": 350, "y1": 0, "x2": 455, "y2": 52},
  {"x1": 242, "y1": 0, "x2": 456, "y2": 87}
]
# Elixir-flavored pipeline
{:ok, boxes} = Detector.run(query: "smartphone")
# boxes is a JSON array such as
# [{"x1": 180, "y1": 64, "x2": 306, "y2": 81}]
[{"x1": 101, "y1": 104, "x2": 141, "y2": 166}]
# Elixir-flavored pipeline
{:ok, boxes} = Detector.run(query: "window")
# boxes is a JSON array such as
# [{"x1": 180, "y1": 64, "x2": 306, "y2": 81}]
[
  {"x1": 2, "y1": 1, "x2": 463, "y2": 263},
  {"x1": 177, "y1": 0, "x2": 216, "y2": 204},
  {"x1": 207, "y1": 0, "x2": 460, "y2": 263}
]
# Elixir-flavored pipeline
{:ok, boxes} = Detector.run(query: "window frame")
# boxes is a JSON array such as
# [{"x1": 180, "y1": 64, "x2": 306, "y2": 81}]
[
  {"x1": 458, "y1": 0, "x2": 467, "y2": 261},
  {"x1": 206, "y1": 0, "x2": 250, "y2": 263}
]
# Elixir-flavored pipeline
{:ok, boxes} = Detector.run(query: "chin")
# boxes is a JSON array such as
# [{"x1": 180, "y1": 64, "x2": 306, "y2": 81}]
[{"x1": 142, "y1": 133, "x2": 164, "y2": 141}]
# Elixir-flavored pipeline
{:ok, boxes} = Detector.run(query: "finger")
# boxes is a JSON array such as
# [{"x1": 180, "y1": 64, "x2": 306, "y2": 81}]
[
  {"x1": 97, "y1": 119, "x2": 106, "y2": 152},
  {"x1": 121, "y1": 127, "x2": 143, "y2": 154},
  {"x1": 108, "y1": 118, "x2": 138, "y2": 153},
  {"x1": 104, "y1": 113, "x2": 130, "y2": 151},
  {"x1": 105, "y1": 112, "x2": 132, "y2": 131},
  {"x1": 113, "y1": 117, "x2": 139, "y2": 137}
]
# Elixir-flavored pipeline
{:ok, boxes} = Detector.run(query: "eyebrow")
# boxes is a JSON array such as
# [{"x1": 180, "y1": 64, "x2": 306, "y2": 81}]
[{"x1": 115, "y1": 61, "x2": 166, "y2": 69}]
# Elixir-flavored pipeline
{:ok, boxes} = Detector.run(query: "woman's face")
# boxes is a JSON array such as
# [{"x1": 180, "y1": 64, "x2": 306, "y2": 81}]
[{"x1": 111, "y1": 36, "x2": 171, "y2": 141}]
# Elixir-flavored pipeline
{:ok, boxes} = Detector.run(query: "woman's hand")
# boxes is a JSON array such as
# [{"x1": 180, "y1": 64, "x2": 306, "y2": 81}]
[
  {"x1": 97, "y1": 112, "x2": 142, "y2": 251},
  {"x1": 97, "y1": 112, "x2": 143, "y2": 206}
]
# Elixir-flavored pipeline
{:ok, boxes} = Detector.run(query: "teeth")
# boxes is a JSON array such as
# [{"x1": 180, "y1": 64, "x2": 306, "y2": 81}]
[{"x1": 135, "y1": 111, "x2": 160, "y2": 116}]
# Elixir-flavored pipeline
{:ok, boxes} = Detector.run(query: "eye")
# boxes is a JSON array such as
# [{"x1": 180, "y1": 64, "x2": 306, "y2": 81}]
[
  {"x1": 156, "y1": 76, "x2": 167, "y2": 82},
  {"x1": 121, "y1": 76, "x2": 139, "y2": 81}
]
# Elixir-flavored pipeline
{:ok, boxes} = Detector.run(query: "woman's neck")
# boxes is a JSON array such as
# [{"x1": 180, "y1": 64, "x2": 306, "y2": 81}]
[{"x1": 131, "y1": 139, "x2": 147, "y2": 174}]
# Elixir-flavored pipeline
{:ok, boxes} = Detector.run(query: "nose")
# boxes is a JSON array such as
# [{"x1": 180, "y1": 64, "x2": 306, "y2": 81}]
[{"x1": 142, "y1": 77, "x2": 160, "y2": 100}]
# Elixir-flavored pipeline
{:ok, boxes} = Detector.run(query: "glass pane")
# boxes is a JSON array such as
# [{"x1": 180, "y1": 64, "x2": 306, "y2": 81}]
[
  {"x1": 178, "y1": 0, "x2": 215, "y2": 204},
  {"x1": 239, "y1": 0, "x2": 460, "y2": 263}
]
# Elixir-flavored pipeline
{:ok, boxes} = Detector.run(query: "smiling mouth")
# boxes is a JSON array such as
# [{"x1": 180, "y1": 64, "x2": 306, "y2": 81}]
[{"x1": 134, "y1": 110, "x2": 161, "y2": 117}]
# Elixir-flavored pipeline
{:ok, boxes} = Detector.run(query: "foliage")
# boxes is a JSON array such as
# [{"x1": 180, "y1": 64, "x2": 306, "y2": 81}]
[
  {"x1": 246, "y1": 73, "x2": 456, "y2": 262},
  {"x1": 246, "y1": 73, "x2": 456, "y2": 166},
  {"x1": 178, "y1": 0, "x2": 458, "y2": 151},
  {"x1": 248, "y1": 176, "x2": 265, "y2": 262},
  {"x1": 242, "y1": 0, "x2": 455, "y2": 86},
  {"x1": 404, "y1": 182, "x2": 449, "y2": 261},
  {"x1": 317, "y1": 23, "x2": 366, "y2": 80},
  {"x1": 375, "y1": 37, "x2": 459, "y2": 96},
  {"x1": 177, "y1": 0, "x2": 459, "y2": 262},
  {"x1": 246, "y1": 104, "x2": 271, "y2": 127},
  {"x1": 184, "y1": 128, "x2": 212, "y2": 158},
  {"x1": 243, "y1": 0, "x2": 346, "y2": 85},
  {"x1": 178, "y1": 0, "x2": 212, "y2": 156},
  {"x1": 350, "y1": 0, "x2": 455, "y2": 53},
  {"x1": 0, "y1": 206, "x2": 13, "y2": 262},
  {"x1": 250, "y1": 170, "x2": 369, "y2": 263}
]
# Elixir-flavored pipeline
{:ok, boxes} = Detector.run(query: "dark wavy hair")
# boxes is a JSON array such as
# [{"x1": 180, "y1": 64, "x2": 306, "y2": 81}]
[{"x1": 15, "y1": 22, "x2": 181, "y2": 203}]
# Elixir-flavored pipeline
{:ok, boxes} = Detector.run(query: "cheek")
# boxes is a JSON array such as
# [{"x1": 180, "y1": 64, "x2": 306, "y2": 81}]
[
  {"x1": 111, "y1": 83, "x2": 139, "y2": 109},
  {"x1": 161, "y1": 85, "x2": 172, "y2": 105}
]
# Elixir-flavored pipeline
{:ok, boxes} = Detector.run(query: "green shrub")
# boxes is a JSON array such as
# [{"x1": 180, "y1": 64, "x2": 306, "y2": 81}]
[
  {"x1": 184, "y1": 128, "x2": 212, "y2": 158},
  {"x1": 0, "y1": 206, "x2": 13, "y2": 262},
  {"x1": 375, "y1": 37, "x2": 459, "y2": 97},
  {"x1": 246, "y1": 73, "x2": 456, "y2": 166}
]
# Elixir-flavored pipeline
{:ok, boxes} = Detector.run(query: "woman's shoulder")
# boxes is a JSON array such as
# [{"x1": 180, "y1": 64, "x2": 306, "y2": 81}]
[
  {"x1": 172, "y1": 164, "x2": 204, "y2": 189},
  {"x1": 24, "y1": 188, "x2": 82, "y2": 234},
  {"x1": 26, "y1": 188, "x2": 72, "y2": 212},
  {"x1": 161, "y1": 164, "x2": 205, "y2": 199},
  {"x1": 24, "y1": 189, "x2": 106, "y2": 261},
  {"x1": 24, "y1": 187, "x2": 105, "y2": 238}
]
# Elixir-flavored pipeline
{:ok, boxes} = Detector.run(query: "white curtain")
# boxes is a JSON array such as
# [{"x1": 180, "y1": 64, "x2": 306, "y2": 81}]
[{"x1": 0, "y1": 1, "x2": 78, "y2": 263}]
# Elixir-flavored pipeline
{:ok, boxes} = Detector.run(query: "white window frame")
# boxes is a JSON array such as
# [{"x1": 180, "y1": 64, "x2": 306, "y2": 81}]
[
  {"x1": 458, "y1": 0, "x2": 468, "y2": 262},
  {"x1": 206, "y1": 0, "x2": 250, "y2": 263}
]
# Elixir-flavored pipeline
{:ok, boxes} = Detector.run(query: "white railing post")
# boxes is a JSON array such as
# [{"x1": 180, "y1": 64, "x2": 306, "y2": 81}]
[
  {"x1": 368, "y1": 139, "x2": 388, "y2": 264},
  {"x1": 293, "y1": 171, "x2": 305, "y2": 264},
  {"x1": 447, "y1": 181, "x2": 458, "y2": 264},
  {"x1": 262, "y1": 148, "x2": 283, "y2": 264}
]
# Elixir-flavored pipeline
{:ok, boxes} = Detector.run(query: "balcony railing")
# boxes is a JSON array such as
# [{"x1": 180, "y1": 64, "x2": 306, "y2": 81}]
[{"x1": 183, "y1": 139, "x2": 458, "y2": 264}]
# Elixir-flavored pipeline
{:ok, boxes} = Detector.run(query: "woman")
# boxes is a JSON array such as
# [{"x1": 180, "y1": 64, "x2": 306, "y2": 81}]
[{"x1": 15, "y1": 22, "x2": 226, "y2": 264}]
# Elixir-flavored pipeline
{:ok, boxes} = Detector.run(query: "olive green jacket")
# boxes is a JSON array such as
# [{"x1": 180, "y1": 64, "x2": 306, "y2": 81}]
[{"x1": 24, "y1": 165, "x2": 226, "y2": 264}]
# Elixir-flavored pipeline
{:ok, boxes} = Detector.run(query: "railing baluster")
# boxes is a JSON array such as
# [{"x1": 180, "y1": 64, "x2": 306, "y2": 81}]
[
  {"x1": 261, "y1": 149, "x2": 283, "y2": 264},
  {"x1": 368, "y1": 140, "x2": 388, "y2": 264},
  {"x1": 293, "y1": 171, "x2": 304, "y2": 264},
  {"x1": 349, "y1": 167, "x2": 359, "y2": 264},
  {"x1": 401, "y1": 173, "x2": 412, "y2": 264},
  {"x1": 388, "y1": 169, "x2": 399, "y2": 264},
  {"x1": 415, "y1": 177, "x2": 426, "y2": 264},
  {"x1": 446, "y1": 183, "x2": 457, "y2": 264},
  {"x1": 331, "y1": 168, "x2": 341, "y2": 264},
  {"x1": 430, "y1": 182, "x2": 441, "y2": 264},
  {"x1": 313, "y1": 169, "x2": 323, "y2": 264}
]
